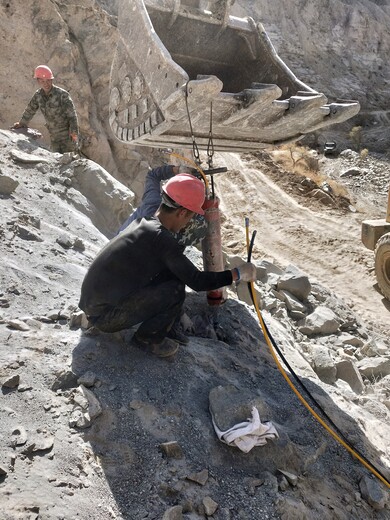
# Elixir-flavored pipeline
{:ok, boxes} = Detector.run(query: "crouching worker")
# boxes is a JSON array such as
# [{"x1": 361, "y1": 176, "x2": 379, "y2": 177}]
[{"x1": 79, "y1": 174, "x2": 257, "y2": 358}]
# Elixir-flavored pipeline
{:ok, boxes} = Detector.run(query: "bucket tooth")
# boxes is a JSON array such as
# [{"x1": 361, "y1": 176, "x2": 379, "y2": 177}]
[
  {"x1": 304, "y1": 102, "x2": 362, "y2": 133},
  {"x1": 276, "y1": 93, "x2": 328, "y2": 131},
  {"x1": 288, "y1": 94, "x2": 327, "y2": 112},
  {"x1": 221, "y1": 84, "x2": 282, "y2": 126},
  {"x1": 158, "y1": 75, "x2": 223, "y2": 130}
]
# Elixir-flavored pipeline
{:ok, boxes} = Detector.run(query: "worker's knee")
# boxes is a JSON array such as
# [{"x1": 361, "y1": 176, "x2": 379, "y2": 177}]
[
  {"x1": 149, "y1": 278, "x2": 185, "y2": 310},
  {"x1": 170, "y1": 279, "x2": 186, "y2": 307}
]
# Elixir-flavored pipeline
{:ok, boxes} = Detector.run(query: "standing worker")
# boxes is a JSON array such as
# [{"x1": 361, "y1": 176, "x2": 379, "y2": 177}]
[
  {"x1": 79, "y1": 173, "x2": 257, "y2": 358},
  {"x1": 13, "y1": 65, "x2": 79, "y2": 153}
]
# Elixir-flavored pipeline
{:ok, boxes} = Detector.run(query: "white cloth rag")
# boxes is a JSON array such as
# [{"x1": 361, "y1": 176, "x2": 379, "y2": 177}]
[{"x1": 211, "y1": 406, "x2": 279, "y2": 453}]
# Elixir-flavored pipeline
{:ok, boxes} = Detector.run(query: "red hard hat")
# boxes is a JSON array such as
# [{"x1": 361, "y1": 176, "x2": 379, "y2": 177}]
[
  {"x1": 34, "y1": 65, "x2": 54, "y2": 79},
  {"x1": 162, "y1": 173, "x2": 205, "y2": 215}
]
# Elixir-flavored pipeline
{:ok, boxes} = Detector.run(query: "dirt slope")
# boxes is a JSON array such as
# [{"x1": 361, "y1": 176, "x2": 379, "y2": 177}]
[{"x1": 214, "y1": 150, "x2": 390, "y2": 338}]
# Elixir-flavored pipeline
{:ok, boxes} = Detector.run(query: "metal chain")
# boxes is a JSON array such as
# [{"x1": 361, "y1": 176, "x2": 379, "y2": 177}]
[
  {"x1": 185, "y1": 85, "x2": 217, "y2": 198},
  {"x1": 185, "y1": 83, "x2": 201, "y2": 165},
  {"x1": 206, "y1": 101, "x2": 215, "y2": 169}
]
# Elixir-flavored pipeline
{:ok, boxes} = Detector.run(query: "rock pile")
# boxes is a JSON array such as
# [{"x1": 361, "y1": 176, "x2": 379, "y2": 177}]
[{"x1": 226, "y1": 258, "x2": 390, "y2": 419}]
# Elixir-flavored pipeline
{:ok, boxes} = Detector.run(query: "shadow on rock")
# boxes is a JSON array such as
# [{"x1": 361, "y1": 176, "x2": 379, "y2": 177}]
[{"x1": 69, "y1": 293, "x2": 389, "y2": 519}]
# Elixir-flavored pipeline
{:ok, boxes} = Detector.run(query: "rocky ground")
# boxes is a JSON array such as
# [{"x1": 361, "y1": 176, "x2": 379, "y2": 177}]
[{"x1": 0, "y1": 129, "x2": 389, "y2": 519}]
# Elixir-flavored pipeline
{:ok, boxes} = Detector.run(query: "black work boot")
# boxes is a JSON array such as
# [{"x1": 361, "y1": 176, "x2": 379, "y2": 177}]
[
  {"x1": 132, "y1": 335, "x2": 179, "y2": 358},
  {"x1": 167, "y1": 323, "x2": 189, "y2": 345}
]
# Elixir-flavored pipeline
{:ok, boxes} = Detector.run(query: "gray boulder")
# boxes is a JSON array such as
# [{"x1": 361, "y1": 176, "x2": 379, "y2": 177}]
[
  {"x1": 357, "y1": 357, "x2": 390, "y2": 381},
  {"x1": 335, "y1": 359, "x2": 365, "y2": 394},
  {"x1": 277, "y1": 265, "x2": 311, "y2": 301},
  {"x1": 299, "y1": 306, "x2": 339, "y2": 336},
  {"x1": 311, "y1": 346, "x2": 337, "y2": 384}
]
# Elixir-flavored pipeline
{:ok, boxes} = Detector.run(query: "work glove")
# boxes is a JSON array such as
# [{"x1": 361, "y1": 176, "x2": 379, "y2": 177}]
[
  {"x1": 235, "y1": 262, "x2": 257, "y2": 282},
  {"x1": 180, "y1": 166, "x2": 199, "y2": 176},
  {"x1": 70, "y1": 132, "x2": 79, "y2": 149},
  {"x1": 12, "y1": 121, "x2": 26, "y2": 129}
]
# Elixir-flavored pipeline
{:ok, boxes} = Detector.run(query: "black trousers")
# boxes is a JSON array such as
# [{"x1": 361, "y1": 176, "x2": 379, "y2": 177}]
[{"x1": 89, "y1": 278, "x2": 185, "y2": 344}]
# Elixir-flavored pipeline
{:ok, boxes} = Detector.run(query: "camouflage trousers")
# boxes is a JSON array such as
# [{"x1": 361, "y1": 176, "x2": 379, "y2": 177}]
[
  {"x1": 50, "y1": 135, "x2": 76, "y2": 154},
  {"x1": 174, "y1": 214, "x2": 208, "y2": 247}
]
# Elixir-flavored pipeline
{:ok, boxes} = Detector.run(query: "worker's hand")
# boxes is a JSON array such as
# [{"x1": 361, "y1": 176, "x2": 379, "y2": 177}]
[
  {"x1": 175, "y1": 165, "x2": 199, "y2": 177},
  {"x1": 70, "y1": 132, "x2": 79, "y2": 145},
  {"x1": 12, "y1": 121, "x2": 26, "y2": 129},
  {"x1": 233, "y1": 262, "x2": 257, "y2": 282}
]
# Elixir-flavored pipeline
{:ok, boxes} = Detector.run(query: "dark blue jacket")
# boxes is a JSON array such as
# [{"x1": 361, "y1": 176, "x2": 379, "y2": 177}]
[{"x1": 118, "y1": 165, "x2": 175, "y2": 233}]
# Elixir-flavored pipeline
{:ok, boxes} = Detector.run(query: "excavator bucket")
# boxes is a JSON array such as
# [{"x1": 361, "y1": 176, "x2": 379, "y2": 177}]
[{"x1": 109, "y1": 0, "x2": 360, "y2": 152}]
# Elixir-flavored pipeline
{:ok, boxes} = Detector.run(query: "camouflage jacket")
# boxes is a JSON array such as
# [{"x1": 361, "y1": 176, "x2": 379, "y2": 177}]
[
  {"x1": 117, "y1": 165, "x2": 207, "y2": 246},
  {"x1": 20, "y1": 85, "x2": 79, "y2": 141}
]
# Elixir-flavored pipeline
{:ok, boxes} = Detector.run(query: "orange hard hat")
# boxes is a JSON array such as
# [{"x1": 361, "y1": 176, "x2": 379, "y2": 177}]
[
  {"x1": 162, "y1": 173, "x2": 205, "y2": 215},
  {"x1": 34, "y1": 65, "x2": 54, "y2": 79}
]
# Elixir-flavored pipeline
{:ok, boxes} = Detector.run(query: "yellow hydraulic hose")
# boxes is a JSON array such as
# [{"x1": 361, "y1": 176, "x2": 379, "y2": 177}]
[
  {"x1": 245, "y1": 219, "x2": 390, "y2": 490},
  {"x1": 165, "y1": 151, "x2": 210, "y2": 194}
]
